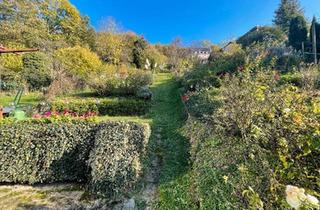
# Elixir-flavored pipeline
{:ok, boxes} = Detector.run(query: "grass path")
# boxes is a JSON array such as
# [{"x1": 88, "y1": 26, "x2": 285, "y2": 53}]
[{"x1": 139, "y1": 73, "x2": 192, "y2": 209}]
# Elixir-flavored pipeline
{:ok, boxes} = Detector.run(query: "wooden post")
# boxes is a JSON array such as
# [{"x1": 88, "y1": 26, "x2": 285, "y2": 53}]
[
  {"x1": 302, "y1": 42, "x2": 305, "y2": 57},
  {"x1": 0, "y1": 106, "x2": 3, "y2": 120},
  {"x1": 312, "y1": 19, "x2": 318, "y2": 64}
]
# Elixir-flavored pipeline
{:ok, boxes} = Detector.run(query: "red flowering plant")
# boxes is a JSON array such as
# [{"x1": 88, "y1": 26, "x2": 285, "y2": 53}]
[{"x1": 181, "y1": 95, "x2": 190, "y2": 102}]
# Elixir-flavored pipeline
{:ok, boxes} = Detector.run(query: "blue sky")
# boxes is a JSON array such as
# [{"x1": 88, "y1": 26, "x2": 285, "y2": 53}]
[{"x1": 70, "y1": 0, "x2": 320, "y2": 45}]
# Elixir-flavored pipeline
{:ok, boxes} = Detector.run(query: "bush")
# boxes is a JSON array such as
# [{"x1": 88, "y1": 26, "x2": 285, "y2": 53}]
[
  {"x1": 281, "y1": 66, "x2": 320, "y2": 89},
  {"x1": 98, "y1": 99, "x2": 150, "y2": 116},
  {"x1": 216, "y1": 71, "x2": 319, "y2": 208},
  {"x1": 184, "y1": 70, "x2": 320, "y2": 209},
  {"x1": 0, "y1": 121, "x2": 96, "y2": 184},
  {"x1": 89, "y1": 65, "x2": 153, "y2": 96},
  {"x1": 51, "y1": 98, "x2": 150, "y2": 116},
  {"x1": 54, "y1": 46, "x2": 102, "y2": 79},
  {"x1": 275, "y1": 54, "x2": 302, "y2": 73},
  {"x1": 182, "y1": 65, "x2": 222, "y2": 92},
  {"x1": 136, "y1": 85, "x2": 153, "y2": 100},
  {"x1": 22, "y1": 52, "x2": 52, "y2": 90},
  {"x1": 0, "y1": 120, "x2": 151, "y2": 200},
  {"x1": 237, "y1": 26, "x2": 285, "y2": 48},
  {"x1": 89, "y1": 122, "x2": 151, "y2": 198},
  {"x1": 184, "y1": 88, "x2": 221, "y2": 119}
]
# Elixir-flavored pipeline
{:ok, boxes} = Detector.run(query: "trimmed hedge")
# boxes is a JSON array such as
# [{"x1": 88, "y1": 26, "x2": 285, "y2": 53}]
[
  {"x1": 51, "y1": 98, "x2": 150, "y2": 116},
  {"x1": 0, "y1": 121, "x2": 96, "y2": 184},
  {"x1": 89, "y1": 122, "x2": 151, "y2": 198},
  {"x1": 0, "y1": 121, "x2": 150, "y2": 199}
]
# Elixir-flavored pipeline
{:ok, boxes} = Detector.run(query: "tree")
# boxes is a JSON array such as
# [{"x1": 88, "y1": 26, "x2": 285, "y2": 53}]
[
  {"x1": 0, "y1": 0, "x2": 94, "y2": 48},
  {"x1": 237, "y1": 26, "x2": 285, "y2": 47},
  {"x1": 145, "y1": 45, "x2": 168, "y2": 69},
  {"x1": 95, "y1": 32, "x2": 124, "y2": 65},
  {"x1": 310, "y1": 17, "x2": 320, "y2": 48},
  {"x1": 54, "y1": 46, "x2": 102, "y2": 79},
  {"x1": 0, "y1": 0, "x2": 49, "y2": 47},
  {"x1": 22, "y1": 53, "x2": 52, "y2": 90},
  {"x1": 40, "y1": 0, "x2": 88, "y2": 45},
  {"x1": 133, "y1": 37, "x2": 148, "y2": 69},
  {"x1": 98, "y1": 17, "x2": 124, "y2": 33},
  {"x1": 273, "y1": 0, "x2": 304, "y2": 32},
  {"x1": 288, "y1": 16, "x2": 308, "y2": 51}
]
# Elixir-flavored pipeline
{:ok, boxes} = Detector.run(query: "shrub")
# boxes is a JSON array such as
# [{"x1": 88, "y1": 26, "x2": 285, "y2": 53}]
[
  {"x1": 89, "y1": 122, "x2": 151, "y2": 198},
  {"x1": 51, "y1": 98, "x2": 150, "y2": 116},
  {"x1": 22, "y1": 52, "x2": 52, "y2": 90},
  {"x1": 280, "y1": 66, "x2": 319, "y2": 89},
  {"x1": 237, "y1": 26, "x2": 285, "y2": 48},
  {"x1": 89, "y1": 65, "x2": 153, "y2": 96},
  {"x1": 275, "y1": 54, "x2": 302, "y2": 73},
  {"x1": 184, "y1": 69, "x2": 320, "y2": 209},
  {"x1": 182, "y1": 65, "x2": 222, "y2": 92},
  {"x1": 0, "y1": 120, "x2": 151, "y2": 201},
  {"x1": 184, "y1": 88, "x2": 221, "y2": 119},
  {"x1": 54, "y1": 46, "x2": 102, "y2": 79},
  {"x1": 136, "y1": 85, "x2": 153, "y2": 100},
  {"x1": 211, "y1": 71, "x2": 319, "y2": 208},
  {"x1": 98, "y1": 99, "x2": 150, "y2": 116},
  {"x1": 0, "y1": 121, "x2": 96, "y2": 184}
]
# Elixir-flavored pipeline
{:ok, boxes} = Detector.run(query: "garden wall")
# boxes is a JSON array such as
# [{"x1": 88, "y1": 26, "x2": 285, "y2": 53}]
[{"x1": 0, "y1": 121, "x2": 150, "y2": 198}]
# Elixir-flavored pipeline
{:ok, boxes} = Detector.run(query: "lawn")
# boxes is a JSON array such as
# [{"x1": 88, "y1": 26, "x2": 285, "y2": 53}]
[{"x1": 0, "y1": 92, "x2": 41, "y2": 107}]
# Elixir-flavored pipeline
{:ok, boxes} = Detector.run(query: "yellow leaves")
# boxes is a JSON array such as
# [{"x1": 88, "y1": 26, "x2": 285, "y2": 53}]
[
  {"x1": 0, "y1": 54, "x2": 23, "y2": 72},
  {"x1": 311, "y1": 100, "x2": 320, "y2": 114},
  {"x1": 222, "y1": 175, "x2": 229, "y2": 183},
  {"x1": 254, "y1": 85, "x2": 267, "y2": 101},
  {"x1": 54, "y1": 46, "x2": 102, "y2": 78},
  {"x1": 96, "y1": 32, "x2": 125, "y2": 65},
  {"x1": 242, "y1": 187, "x2": 264, "y2": 210},
  {"x1": 0, "y1": 43, "x2": 24, "y2": 72},
  {"x1": 292, "y1": 112, "x2": 303, "y2": 126}
]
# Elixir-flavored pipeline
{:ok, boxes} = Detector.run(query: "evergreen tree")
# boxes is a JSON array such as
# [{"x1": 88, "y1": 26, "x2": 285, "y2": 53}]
[
  {"x1": 288, "y1": 15, "x2": 308, "y2": 51},
  {"x1": 274, "y1": 0, "x2": 304, "y2": 32},
  {"x1": 310, "y1": 17, "x2": 320, "y2": 47},
  {"x1": 133, "y1": 37, "x2": 148, "y2": 69}
]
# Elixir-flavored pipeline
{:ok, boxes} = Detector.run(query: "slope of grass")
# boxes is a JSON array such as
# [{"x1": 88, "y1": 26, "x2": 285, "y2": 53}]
[{"x1": 144, "y1": 73, "x2": 196, "y2": 209}]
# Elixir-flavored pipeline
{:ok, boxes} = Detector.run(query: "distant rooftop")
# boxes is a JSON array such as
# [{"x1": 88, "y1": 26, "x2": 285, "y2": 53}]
[{"x1": 190, "y1": 47, "x2": 211, "y2": 54}]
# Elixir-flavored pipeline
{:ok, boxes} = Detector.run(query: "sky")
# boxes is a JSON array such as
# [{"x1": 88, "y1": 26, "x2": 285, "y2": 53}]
[{"x1": 70, "y1": 0, "x2": 320, "y2": 45}]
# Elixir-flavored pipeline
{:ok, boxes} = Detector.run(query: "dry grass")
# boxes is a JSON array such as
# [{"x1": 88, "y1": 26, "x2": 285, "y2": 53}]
[{"x1": 0, "y1": 184, "x2": 91, "y2": 210}]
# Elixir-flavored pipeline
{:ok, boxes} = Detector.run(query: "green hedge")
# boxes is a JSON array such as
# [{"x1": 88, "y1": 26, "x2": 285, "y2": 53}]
[
  {"x1": 89, "y1": 122, "x2": 150, "y2": 198},
  {"x1": 51, "y1": 98, "x2": 150, "y2": 116},
  {"x1": 0, "y1": 121, "x2": 96, "y2": 184},
  {"x1": 0, "y1": 121, "x2": 150, "y2": 199}
]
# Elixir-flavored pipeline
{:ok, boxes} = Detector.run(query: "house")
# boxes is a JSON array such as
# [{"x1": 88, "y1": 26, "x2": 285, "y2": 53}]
[{"x1": 190, "y1": 47, "x2": 211, "y2": 63}]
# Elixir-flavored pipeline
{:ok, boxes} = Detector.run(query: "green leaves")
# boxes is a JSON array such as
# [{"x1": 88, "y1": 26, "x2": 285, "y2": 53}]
[
  {"x1": 51, "y1": 98, "x2": 150, "y2": 116},
  {"x1": 0, "y1": 121, "x2": 150, "y2": 201},
  {"x1": 0, "y1": 121, "x2": 95, "y2": 184},
  {"x1": 89, "y1": 122, "x2": 150, "y2": 199}
]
